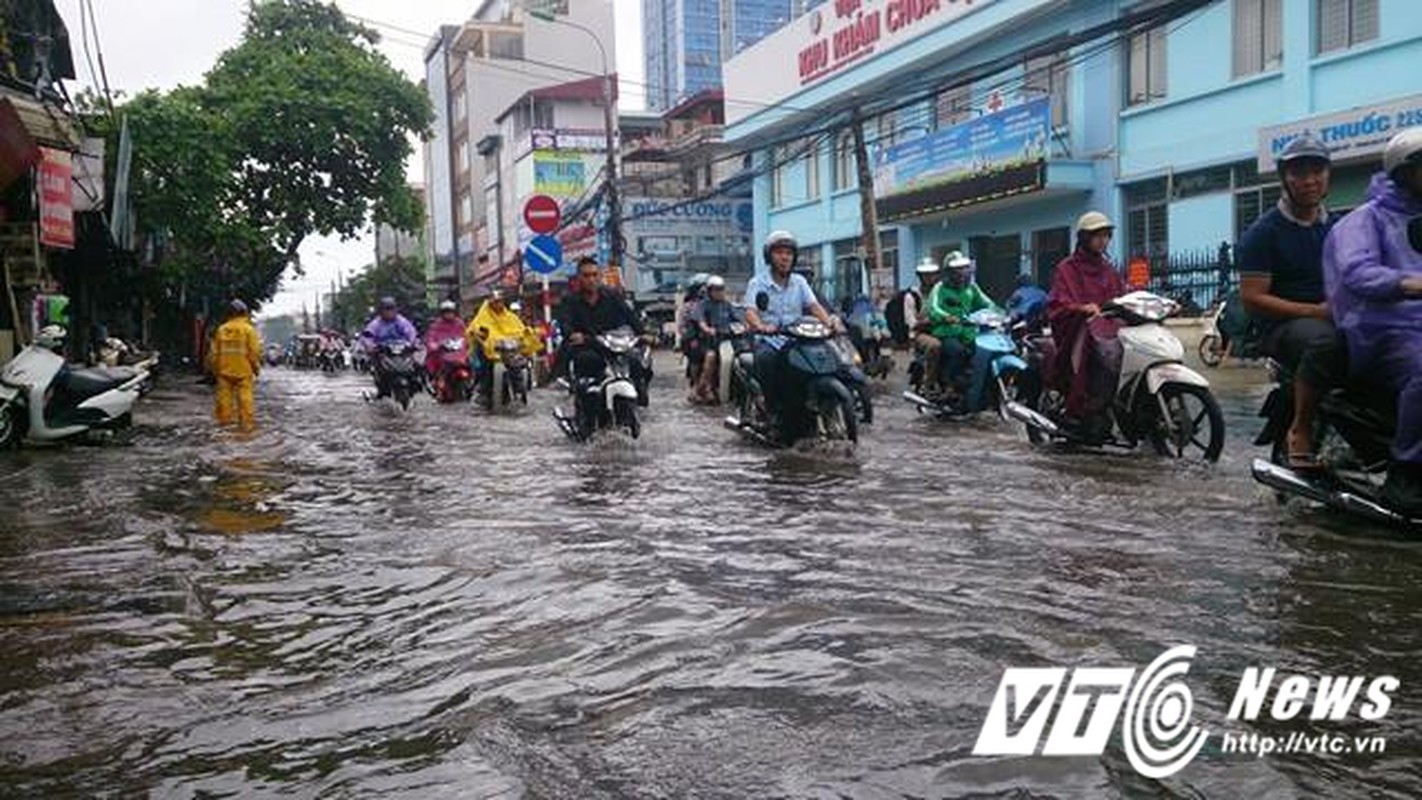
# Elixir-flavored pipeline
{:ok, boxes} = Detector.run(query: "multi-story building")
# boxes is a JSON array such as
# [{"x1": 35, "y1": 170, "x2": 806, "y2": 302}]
[
  {"x1": 422, "y1": 0, "x2": 616, "y2": 303},
  {"x1": 722, "y1": 0, "x2": 1422, "y2": 308},
  {"x1": 643, "y1": 1, "x2": 821, "y2": 112}
]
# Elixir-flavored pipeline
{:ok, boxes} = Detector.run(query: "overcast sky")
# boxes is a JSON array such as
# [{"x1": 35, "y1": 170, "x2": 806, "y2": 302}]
[{"x1": 53, "y1": 0, "x2": 643, "y2": 319}]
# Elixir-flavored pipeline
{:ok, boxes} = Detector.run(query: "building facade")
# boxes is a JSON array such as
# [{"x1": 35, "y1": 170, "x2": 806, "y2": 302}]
[
  {"x1": 643, "y1": 0, "x2": 819, "y2": 112},
  {"x1": 422, "y1": 0, "x2": 616, "y2": 301},
  {"x1": 722, "y1": 0, "x2": 1422, "y2": 309}
]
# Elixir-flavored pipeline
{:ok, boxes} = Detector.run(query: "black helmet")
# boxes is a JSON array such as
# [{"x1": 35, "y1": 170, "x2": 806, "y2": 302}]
[{"x1": 1277, "y1": 134, "x2": 1331, "y2": 172}]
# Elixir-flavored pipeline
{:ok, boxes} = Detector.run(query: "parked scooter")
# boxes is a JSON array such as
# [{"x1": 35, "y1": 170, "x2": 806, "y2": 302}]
[
  {"x1": 1007, "y1": 290, "x2": 1226, "y2": 462},
  {"x1": 724, "y1": 316, "x2": 868, "y2": 447},
  {"x1": 429, "y1": 338, "x2": 473, "y2": 404},
  {"x1": 369, "y1": 340, "x2": 422, "y2": 410},
  {"x1": 0, "y1": 326, "x2": 150, "y2": 448},
  {"x1": 554, "y1": 327, "x2": 648, "y2": 441},
  {"x1": 484, "y1": 337, "x2": 532, "y2": 411},
  {"x1": 903, "y1": 308, "x2": 1031, "y2": 419}
]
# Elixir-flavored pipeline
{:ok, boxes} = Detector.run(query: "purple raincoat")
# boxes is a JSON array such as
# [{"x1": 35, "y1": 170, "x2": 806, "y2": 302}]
[
  {"x1": 1323, "y1": 173, "x2": 1422, "y2": 463},
  {"x1": 361, "y1": 314, "x2": 419, "y2": 350}
]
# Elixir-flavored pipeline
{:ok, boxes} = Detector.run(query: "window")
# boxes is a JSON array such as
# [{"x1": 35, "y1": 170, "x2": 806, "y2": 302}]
[
  {"x1": 1235, "y1": 184, "x2": 1283, "y2": 242},
  {"x1": 487, "y1": 32, "x2": 524, "y2": 60},
  {"x1": 1127, "y1": 204, "x2": 1169, "y2": 258},
  {"x1": 452, "y1": 90, "x2": 467, "y2": 122},
  {"x1": 1126, "y1": 26, "x2": 1168, "y2": 107},
  {"x1": 833, "y1": 131, "x2": 856, "y2": 192},
  {"x1": 876, "y1": 112, "x2": 901, "y2": 151},
  {"x1": 1024, "y1": 52, "x2": 1070, "y2": 128},
  {"x1": 934, "y1": 85, "x2": 973, "y2": 129},
  {"x1": 457, "y1": 191, "x2": 473, "y2": 230},
  {"x1": 1317, "y1": 0, "x2": 1378, "y2": 54},
  {"x1": 1234, "y1": 0, "x2": 1283, "y2": 76},
  {"x1": 804, "y1": 139, "x2": 820, "y2": 200},
  {"x1": 771, "y1": 146, "x2": 788, "y2": 208}
]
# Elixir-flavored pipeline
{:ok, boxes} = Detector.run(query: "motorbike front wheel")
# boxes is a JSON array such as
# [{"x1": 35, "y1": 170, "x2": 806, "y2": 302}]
[
  {"x1": 0, "y1": 405, "x2": 22, "y2": 448},
  {"x1": 1149, "y1": 383, "x2": 1225, "y2": 462},
  {"x1": 1198, "y1": 334, "x2": 1224, "y2": 368},
  {"x1": 614, "y1": 395, "x2": 641, "y2": 439},
  {"x1": 818, "y1": 395, "x2": 858, "y2": 444},
  {"x1": 394, "y1": 383, "x2": 412, "y2": 411}
]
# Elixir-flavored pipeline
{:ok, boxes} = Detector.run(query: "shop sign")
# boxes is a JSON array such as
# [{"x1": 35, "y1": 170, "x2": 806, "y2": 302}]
[
  {"x1": 533, "y1": 153, "x2": 587, "y2": 197},
  {"x1": 873, "y1": 98, "x2": 1050, "y2": 219},
  {"x1": 530, "y1": 128, "x2": 608, "y2": 153},
  {"x1": 37, "y1": 146, "x2": 74, "y2": 249},
  {"x1": 1258, "y1": 94, "x2": 1422, "y2": 172}
]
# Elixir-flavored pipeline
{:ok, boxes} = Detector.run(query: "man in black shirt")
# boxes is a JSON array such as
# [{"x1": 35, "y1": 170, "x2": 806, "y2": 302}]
[
  {"x1": 557, "y1": 256, "x2": 649, "y2": 392},
  {"x1": 1240, "y1": 134, "x2": 1345, "y2": 468}
]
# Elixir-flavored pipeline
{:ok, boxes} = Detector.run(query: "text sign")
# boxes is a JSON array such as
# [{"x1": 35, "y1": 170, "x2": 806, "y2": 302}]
[
  {"x1": 1258, "y1": 94, "x2": 1422, "y2": 171},
  {"x1": 37, "y1": 147, "x2": 74, "y2": 250},
  {"x1": 523, "y1": 234, "x2": 563, "y2": 276}
]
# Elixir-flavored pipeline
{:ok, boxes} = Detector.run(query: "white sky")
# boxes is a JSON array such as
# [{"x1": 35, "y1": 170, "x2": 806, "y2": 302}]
[{"x1": 53, "y1": 0, "x2": 644, "y2": 318}]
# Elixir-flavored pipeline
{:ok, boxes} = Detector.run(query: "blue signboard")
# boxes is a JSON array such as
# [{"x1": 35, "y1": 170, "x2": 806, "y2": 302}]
[
  {"x1": 873, "y1": 98, "x2": 1051, "y2": 199},
  {"x1": 524, "y1": 234, "x2": 563, "y2": 275}
]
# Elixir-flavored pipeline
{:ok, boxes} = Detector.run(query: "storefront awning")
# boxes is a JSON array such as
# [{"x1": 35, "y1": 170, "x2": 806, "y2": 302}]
[{"x1": 0, "y1": 93, "x2": 79, "y2": 151}]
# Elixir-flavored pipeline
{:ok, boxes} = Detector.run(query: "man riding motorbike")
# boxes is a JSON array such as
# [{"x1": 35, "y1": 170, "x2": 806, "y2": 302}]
[
  {"x1": 424, "y1": 299, "x2": 468, "y2": 379},
  {"x1": 907, "y1": 257, "x2": 944, "y2": 393},
  {"x1": 1047, "y1": 211, "x2": 1127, "y2": 440},
  {"x1": 743, "y1": 230, "x2": 841, "y2": 425},
  {"x1": 691, "y1": 275, "x2": 735, "y2": 404},
  {"x1": 468, "y1": 287, "x2": 539, "y2": 403},
  {"x1": 1006, "y1": 273, "x2": 1048, "y2": 330},
  {"x1": 1240, "y1": 133, "x2": 1344, "y2": 470},
  {"x1": 924, "y1": 250, "x2": 1000, "y2": 410},
  {"x1": 360, "y1": 297, "x2": 419, "y2": 398},
  {"x1": 557, "y1": 256, "x2": 651, "y2": 401},
  {"x1": 1322, "y1": 128, "x2": 1422, "y2": 515}
]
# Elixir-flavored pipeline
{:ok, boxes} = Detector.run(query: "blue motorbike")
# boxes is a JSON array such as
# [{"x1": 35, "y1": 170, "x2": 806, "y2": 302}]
[{"x1": 903, "y1": 308, "x2": 1032, "y2": 419}]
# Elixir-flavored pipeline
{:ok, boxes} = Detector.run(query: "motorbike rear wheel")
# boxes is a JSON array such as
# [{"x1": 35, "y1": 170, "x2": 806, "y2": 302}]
[{"x1": 1149, "y1": 383, "x2": 1225, "y2": 462}]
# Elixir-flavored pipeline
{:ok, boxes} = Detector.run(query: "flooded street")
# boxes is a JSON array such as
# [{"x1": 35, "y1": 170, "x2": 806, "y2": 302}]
[{"x1": 1, "y1": 356, "x2": 1419, "y2": 798}]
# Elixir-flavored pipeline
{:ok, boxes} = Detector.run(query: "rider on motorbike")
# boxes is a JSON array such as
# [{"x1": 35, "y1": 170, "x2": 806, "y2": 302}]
[
  {"x1": 1006, "y1": 273, "x2": 1048, "y2": 330},
  {"x1": 1047, "y1": 212, "x2": 1127, "y2": 440},
  {"x1": 360, "y1": 297, "x2": 419, "y2": 398},
  {"x1": 424, "y1": 299, "x2": 468, "y2": 378},
  {"x1": 1322, "y1": 128, "x2": 1422, "y2": 515},
  {"x1": 1239, "y1": 133, "x2": 1343, "y2": 470},
  {"x1": 468, "y1": 287, "x2": 539, "y2": 400},
  {"x1": 743, "y1": 230, "x2": 841, "y2": 423},
  {"x1": 907, "y1": 257, "x2": 944, "y2": 392},
  {"x1": 691, "y1": 275, "x2": 735, "y2": 404},
  {"x1": 557, "y1": 256, "x2": 651, "y2": 397},
  {"x1": 924, "y1": 250, "x2": 998, "y2": 408}
]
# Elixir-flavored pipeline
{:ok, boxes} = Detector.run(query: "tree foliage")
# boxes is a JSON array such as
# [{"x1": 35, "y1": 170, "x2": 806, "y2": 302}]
[
  {"x1": 327, "y1": 256, "x2": 431, "y2": 333},
  {"x1": 110, "y1": 0, "x2": 432, "y2": 311}
]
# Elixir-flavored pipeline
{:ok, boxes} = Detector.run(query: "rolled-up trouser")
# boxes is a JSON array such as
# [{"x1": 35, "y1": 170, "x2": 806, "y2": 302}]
[
  {"x1": 1356, "y1": 331, "x2": 1422, "y2": 464},
  {"x1": 1262, "y1": 318, "x2": 1347, "y2": 389},
  {"x1": 914, "y1": 333, "x2": 942, "y2": 387}
]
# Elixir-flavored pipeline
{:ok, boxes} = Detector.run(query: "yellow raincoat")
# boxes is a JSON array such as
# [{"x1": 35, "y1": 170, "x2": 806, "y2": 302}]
[
  {"x1": 208, "y1": 315, "x2": 262, "y2": 428},
  {"x1": 466, "y1": 302, "x2": 539, "y2": 361}
]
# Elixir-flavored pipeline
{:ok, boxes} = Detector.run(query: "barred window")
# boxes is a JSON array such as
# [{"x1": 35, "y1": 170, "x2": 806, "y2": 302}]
[
  {"x1": 1317, "y1": 0, "x2": 1378, "y2": 54},
  {"x1": 1127, "y1": 204, "x2": 1169, "y2": 258},
  {"x1": 1233, "y1": 0, "x2": 1282, "y2": 77}
]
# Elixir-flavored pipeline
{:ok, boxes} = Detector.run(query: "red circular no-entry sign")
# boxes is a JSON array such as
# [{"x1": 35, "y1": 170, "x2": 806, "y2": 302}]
[{"x1": 523, "y1": 194, "x2": 561, "y2": 235}]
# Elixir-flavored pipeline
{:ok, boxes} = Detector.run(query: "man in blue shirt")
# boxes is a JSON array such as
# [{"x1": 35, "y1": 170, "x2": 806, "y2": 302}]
[
  {"x1": 1239, "y1": 134, "x2": 1345, "y2": 469},
  {"x1": 743, "y1": 230, "x2": 839, "y2": 417}
]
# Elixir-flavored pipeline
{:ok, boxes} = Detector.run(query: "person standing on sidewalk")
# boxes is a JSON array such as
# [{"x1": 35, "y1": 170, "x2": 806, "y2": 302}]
[{"x1": 208, "y1": 299, "x2": 262, "y2": 430}]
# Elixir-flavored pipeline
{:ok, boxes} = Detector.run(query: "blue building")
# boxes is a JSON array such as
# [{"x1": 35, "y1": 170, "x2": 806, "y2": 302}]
[
  {"x1": 644, "y1": 1, "x2": 820, "y2": 112},
  {"x1": 722, "y1": 0, "x2": 1422, "y2": 307}
]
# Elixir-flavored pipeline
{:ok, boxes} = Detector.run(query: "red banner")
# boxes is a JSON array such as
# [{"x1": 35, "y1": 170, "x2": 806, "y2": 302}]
[{"x1": 38, "y1": 147, "x2": 74, "y2": 249}]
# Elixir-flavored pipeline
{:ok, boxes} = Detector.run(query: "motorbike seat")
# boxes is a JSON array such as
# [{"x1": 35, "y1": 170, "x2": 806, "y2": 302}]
[
  {"x1": 1326, "y1": 386, "x2": 1397, "y2": 427},
  {"x1": 62, "y1": 367, "x2": 135, "y2": 402}
]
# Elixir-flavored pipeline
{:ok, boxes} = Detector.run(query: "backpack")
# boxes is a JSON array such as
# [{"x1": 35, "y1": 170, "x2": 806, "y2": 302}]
[{"x1": 886, "y1": 288, "x2": 919, "y2": 345}]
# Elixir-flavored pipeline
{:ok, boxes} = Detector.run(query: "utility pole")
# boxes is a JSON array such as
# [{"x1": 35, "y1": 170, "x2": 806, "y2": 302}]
[
  {"x1": 851, "y1": 110, "x2": 886, "y2": 295},
  {"x1": 442, "y1": 29, "x2": 464, "y2": 304}
]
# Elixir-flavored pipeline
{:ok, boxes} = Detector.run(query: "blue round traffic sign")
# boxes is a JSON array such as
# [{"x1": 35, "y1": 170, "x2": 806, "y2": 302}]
[{"x1": 523, "y1": 234, "x2": 563, "y2": 276}]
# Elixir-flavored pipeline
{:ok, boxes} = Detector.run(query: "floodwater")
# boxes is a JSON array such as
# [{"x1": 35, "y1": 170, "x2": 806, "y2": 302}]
[{"x1": 1, "y1": 354, "x2": 1418, "y2": 798}]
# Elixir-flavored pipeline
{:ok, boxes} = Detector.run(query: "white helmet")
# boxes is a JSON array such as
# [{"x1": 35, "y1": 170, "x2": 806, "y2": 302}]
[
  {"x1": 1076, "y1": 211, "x2": 1114, "y2": 235},
  {"x1": 915, "y1": 257, "x2": 940, "y2": 275},
  {"x1": 1383, "y1": 128, "x2": 1422, "y2": 180},
  {"x1": 706, "y1": 275, "x2": 726, "y2": 289},
  {"x1": 35, "y1": 325, "x2": 66, "y2": 349},
  {"x1": 438, "y1": 299, "x2": 457, "y2": 312},
  {"x1": 762, "y1": 230, "x2": 799, "y2": 266},
  {"x1": 942, "y1": 250, "x2": 973, "y2": 270}
]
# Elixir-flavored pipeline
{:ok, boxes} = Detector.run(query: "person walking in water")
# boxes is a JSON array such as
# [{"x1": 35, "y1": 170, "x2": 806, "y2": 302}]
[{"x1": 208, "y1": 299, "x2": 263, "y2": 430}]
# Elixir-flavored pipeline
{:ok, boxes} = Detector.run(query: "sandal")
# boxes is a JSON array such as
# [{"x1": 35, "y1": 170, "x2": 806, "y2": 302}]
[{"x1": 1285, "y1": 430, "x2": 1323, "y2": 471}]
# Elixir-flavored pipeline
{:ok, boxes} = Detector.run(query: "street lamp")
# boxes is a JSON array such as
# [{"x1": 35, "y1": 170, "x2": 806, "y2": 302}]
[{"x1": 529, "y1": 8, "x2": 622, "y2": 271}]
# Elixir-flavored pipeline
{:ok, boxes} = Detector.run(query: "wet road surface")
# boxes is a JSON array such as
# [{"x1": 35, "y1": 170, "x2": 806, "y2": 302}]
[{"x1": 1, "y1": 354, "x2": 1419, "y2": 798}]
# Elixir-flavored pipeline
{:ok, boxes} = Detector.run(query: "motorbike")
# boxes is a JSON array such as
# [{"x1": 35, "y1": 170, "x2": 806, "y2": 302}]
[
  {"x1": 429, "y1": 338, "x2": 473, "y2": 404},
  {"x1": 724, "y1": 316, "x2": 869, "y2": 447},
  {"x1": 0, "y1": 336, "x2": 151, "y2": 447},
  {"x1": 716, "y1": 320, "x2": 755, "y2": 408},
  {"x1": 1250, "y1": 362, "x2": 1417, "y2": 527},
  {"x1": 903, "y1": 308, "x2": 1031, "y2": 419},
  {"x1": 554, "y1": 327, "x2": 648, "y2": 441},
  {"x1": 369, "y1": 340, "x2": 423, "y2": 410},
  {"x1": 1006, "y1": 290, "x2": 1226, "y2": 462},
  {"x1": 484, "y1": 337, "x2": 532, "y2": 411}
]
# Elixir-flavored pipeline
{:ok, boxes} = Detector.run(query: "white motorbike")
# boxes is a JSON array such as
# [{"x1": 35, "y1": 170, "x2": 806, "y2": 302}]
[
  {"x1": 487, "y1": 337, "x2": 532, "y2": 411},
  {"x1": 554, "y1": 327, "x2": 647, "y2": 441},
  {"x1": 1007, "y1": 291, "x2": 1226, "y2": 462},
  {"x1": 0, "y1": 328, "x2": 151, "y2": 447}
]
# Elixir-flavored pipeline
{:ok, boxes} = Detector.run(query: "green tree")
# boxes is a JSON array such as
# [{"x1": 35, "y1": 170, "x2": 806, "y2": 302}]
[{"x1": 330, "y1": 256, "x2": 431, "y2": 333}]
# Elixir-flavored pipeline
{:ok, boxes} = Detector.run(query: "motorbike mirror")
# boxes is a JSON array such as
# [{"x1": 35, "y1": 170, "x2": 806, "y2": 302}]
[
  {"x1": 755, "y1": 292, "x2": 770, "y2": 312},
  {"x1": 1409, "y1": 215, "x2": 1422, "y2": 254}
]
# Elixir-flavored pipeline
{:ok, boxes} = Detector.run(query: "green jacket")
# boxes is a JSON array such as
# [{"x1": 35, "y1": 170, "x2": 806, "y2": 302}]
[{"x1": 926, "y1": 281, "x2": 998, "y2": 343}]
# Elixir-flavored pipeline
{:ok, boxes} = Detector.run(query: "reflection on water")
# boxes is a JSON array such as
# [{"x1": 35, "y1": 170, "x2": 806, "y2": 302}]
[{"x1": 0, "y1": 363, "x2": 1418, "y2": 798}]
